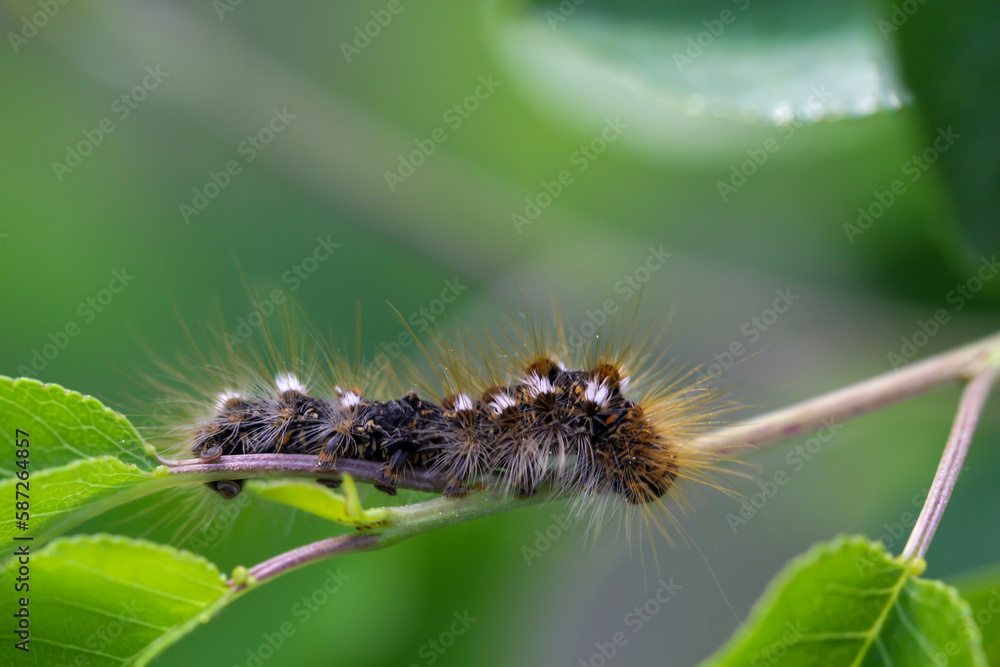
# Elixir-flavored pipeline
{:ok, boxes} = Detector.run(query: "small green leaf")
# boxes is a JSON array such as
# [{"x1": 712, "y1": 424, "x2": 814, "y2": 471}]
[
  {"x1": 951, "y1": 565, "x2": 1000, "y2": 664},
  {"x1": 0, "y1": 457, "x2": 161, "y2": 561},
  {"x1": 0, "y1": 535, "x2": 235, "y2": 667},
  {"x1": 0, "y1": 376, "x2": 153, "y2": 474},
  {"x1": 0, "y1": 377, "x2": 173, "y2": 563},
  {"x1": 249, "y1": 475, "x2": 391, "y2": 530},
  {"x1": 700, "y1": 536, "x2": 987, "y2": 667}
]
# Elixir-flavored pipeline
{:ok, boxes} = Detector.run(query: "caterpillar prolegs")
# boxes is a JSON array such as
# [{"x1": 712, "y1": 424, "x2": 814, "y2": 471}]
[{"x1": 162, "y1": 310, "x2": 729, "y2": 524}]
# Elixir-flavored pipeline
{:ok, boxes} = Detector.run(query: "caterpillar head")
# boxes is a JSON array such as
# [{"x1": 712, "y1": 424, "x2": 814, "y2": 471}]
[{"x1": 598, "y1": 405, "x2": 680, "y2": 504}]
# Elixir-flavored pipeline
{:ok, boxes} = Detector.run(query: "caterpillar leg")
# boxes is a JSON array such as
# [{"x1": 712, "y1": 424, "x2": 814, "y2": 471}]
[
  {"x1": 373, "y1": 466, "x2": 399, "y2": 496},
  {"x1": 443, "y1": 478, "x2": 470, "y2": 498},
  {"x1": 374, "y1": 444, "x2": 418, "y2": 495},
  {"x1": 315, "y1": 449, "x2": 339, "y2": 471},
  {"x1": 198, "y1": 444, "x2": 223, "y2": 462},
  {"x1": 316, "y1": 428, "x2": 365, "y2": 471},
  {"x1": 209, "y1": 479, "x2": 243, "y2": 499},
  {"x1": 514, "y1": 485, "x2": 536, "y2": 499}
]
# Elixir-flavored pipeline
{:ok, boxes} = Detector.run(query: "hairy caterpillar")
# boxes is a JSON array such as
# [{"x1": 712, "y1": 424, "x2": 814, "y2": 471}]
[{"x1": 147, "y1": 305, "x2": 733, "y2": 535}]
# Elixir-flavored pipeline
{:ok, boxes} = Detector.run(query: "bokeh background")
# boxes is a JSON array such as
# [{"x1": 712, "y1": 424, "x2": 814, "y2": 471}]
[{"x1": 2, "y1": 0, "x2": 998, "y2": 665}]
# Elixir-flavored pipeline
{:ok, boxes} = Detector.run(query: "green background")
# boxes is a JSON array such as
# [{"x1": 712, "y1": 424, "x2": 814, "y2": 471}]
[{"x1": 1, "y1": 0, "x2": 997, "y2": 665}]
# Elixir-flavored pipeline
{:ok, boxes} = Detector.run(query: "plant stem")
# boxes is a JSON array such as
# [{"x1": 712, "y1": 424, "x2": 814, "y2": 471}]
[
  {"x1": 165, "y1": 453, "x2": 447, "y2": 494},
  {"x1": 161, "y1": 333, "x2": 1000, "y2": 488},
  {"x1": 231, "y1": 490, "x2": 547, "y2": 589},
  {"x1": 691, "y1": 331, "x2": 1000, "y2": 453},
  {"x1": 235, "y1": 533, "x2": 381, "y2": 591},
  {"x1": 902, "y1": 364, "x2": 998, "y2": 560}
]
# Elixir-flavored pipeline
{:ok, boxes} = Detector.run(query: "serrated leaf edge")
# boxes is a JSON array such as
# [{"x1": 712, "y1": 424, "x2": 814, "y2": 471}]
[
  {"x1": 701, "y1": 535, "x2": 988, "y2": 667},
  {"x1": 0, "y1": 375, "x2": 153, "y2": 471}
]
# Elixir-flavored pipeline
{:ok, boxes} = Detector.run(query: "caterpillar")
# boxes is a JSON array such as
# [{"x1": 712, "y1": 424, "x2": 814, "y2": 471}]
[{"x1": 148, "y1": 306, "x2": 732, "y2": 533}]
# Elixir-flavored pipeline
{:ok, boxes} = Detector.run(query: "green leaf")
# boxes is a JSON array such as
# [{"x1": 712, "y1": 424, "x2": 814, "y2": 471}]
[
  {"x1": 249, "y1": 475, "x2": 391, "y2": 530},
  {"x1": 0, "y1": 535, "x2": 235, "y2": 667},
  {"x1": 951, "y1": 565, "x2": 1000, "y2": 664},
  {"x1": 0, "y1": 376, "x2": 153, "y2": 474},
  {"x1": 0, "y1": 377, "x2": 170, "y2": 563},
  {"x1": 0, "y1": 457, "x2": 163, "y2": 561},
  {"x1": 892, "y1": 0, "x2": 1000, "y2": 255},
  {"x1": 491, "y1": 0, "x2": 908, "y2": 158},
  {"x1": 700, "y1": 536, "x2": 987, "y2": 667}
]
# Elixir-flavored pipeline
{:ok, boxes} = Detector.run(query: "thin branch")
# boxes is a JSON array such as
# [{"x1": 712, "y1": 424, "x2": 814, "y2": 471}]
[
  {"x1": 164, "y1": 453, "x2": 448, "y2": 494},
  {"x1": 161, "y1": 333, "x2": 1000, "y2": 490},
  {"x1": 692, "y1": 331, "x2": 1000, "y2": 453},
  {"x1": 230, "y1": 489, "x2": 547, "y2": 589},
  {"x1": 234, "y1": 533, "x2": 381, "y2": 591},
  {"x1": 902, "y1": 365, "x2": 999, "y2": 560}
]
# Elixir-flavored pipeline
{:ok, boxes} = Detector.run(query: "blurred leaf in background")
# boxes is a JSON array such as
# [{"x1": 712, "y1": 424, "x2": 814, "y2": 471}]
[{"x1": 891, "y1": 0, "x2": 1000, "y2": 256}]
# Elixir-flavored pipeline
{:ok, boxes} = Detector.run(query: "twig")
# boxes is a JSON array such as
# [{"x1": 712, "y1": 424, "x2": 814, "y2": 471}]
[
  {"x1": 234, "y1": 533, "x2": 381, "y2": 591},
  {"x1": 692, "y1": 331, "x2": 1000, "y2": 453},
  {"x1": 165, "y1": 454, "x2": 448, "y2": 493},
  {"x1": 161, "y1": 334, "x2": 1000, "y2": 484},
  {"x1": 231, "y1": 489, "x2": 547, "y2": 589},
  {"x1": 902, "y1": 365, "x2": 999, "y2": 560}
]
